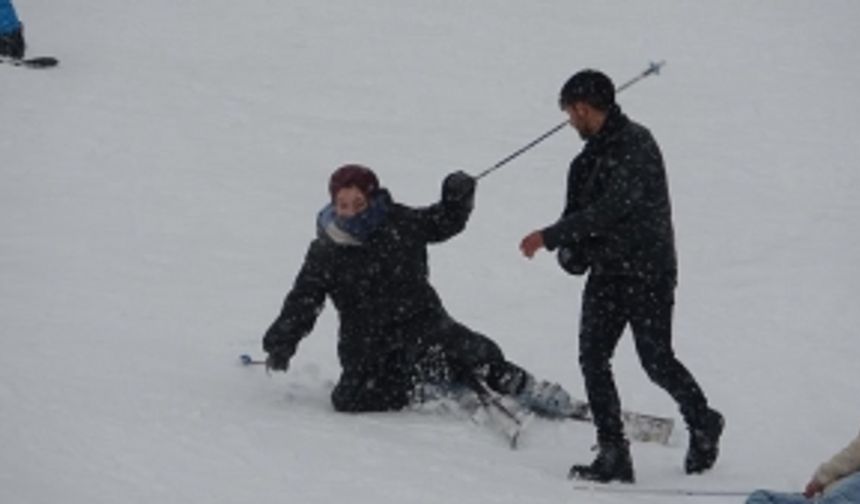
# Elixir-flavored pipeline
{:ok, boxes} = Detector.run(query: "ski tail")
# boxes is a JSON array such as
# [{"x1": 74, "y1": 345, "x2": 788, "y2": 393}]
[
  {"x1": 621, "y1": 409, "x2": 674, "y2": 445},
  {"x1": 567, "y1": 403, "x2": 675, "y2": 445}
]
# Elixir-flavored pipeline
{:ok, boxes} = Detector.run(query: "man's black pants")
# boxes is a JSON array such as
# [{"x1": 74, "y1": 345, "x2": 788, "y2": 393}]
[{"x1": 579, "y1": 273, "x2": 711, "y2": 445}]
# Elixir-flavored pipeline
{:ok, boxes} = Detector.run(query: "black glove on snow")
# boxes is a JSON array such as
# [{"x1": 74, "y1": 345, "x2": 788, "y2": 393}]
[
  {"x1": 442, "y1": 170, "x2": 477, "y2": 203},
  {"x1": 266, "y1": 351, "x2": 291, "y2": 372},
  {"x1": 262, "y1": 331, "x2": 296, "y2": 373}
]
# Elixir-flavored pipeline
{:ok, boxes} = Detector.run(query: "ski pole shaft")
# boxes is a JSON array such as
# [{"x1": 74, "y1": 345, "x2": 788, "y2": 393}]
[
  {"x1": 239, "y1": 354, "x2": 267, "y2": 366},
  {"x1": 474, "y1": 60, "x2": 666, "y2": 181},
  {"x1": 474, "y1": 122, "x2": 568, "y2": 180},
  {"x1": 616, "y1": 60, "x2": 666, "y2": 94},
  {"x1": 573, "y1": 485, "x2": 751, "y2": 497},
  {"x1": 471, "y1": 376, "x2": 523, "y2": 427}
]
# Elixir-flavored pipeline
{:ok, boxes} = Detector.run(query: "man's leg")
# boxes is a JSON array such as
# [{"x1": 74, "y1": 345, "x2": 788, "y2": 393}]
[
  {"x1": 569, "y1": 275, "x2": 634, "y2": 483},
  {"x1": 628, "y1": 274, "x2": 723, "y2": 474},
  {"x1": 628, "y1": 275, "x2": 711, "y2": 426},
  {"x1": 578, "y1": 276, "x2": 629, "y2": 446}
]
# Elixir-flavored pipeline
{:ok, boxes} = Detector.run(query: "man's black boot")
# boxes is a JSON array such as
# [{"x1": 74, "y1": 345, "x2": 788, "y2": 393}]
[
  {"x1": 685, "y1": 408, "x2": 724, "y2": 474},
  {"x1": 568, "y1": 441, "x2": 635, "y2": 483}
]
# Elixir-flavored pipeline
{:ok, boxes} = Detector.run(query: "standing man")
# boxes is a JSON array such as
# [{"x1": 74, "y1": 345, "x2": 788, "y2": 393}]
[
  {"x1": 0, "y1": 0, "x2": 25, "y2": 59},
  {"x1": 519, "y1": 69, "x2": 724, "y2": 483}
]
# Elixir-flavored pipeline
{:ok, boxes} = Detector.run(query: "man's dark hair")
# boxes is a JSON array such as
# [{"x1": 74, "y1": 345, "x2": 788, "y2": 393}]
[{"x1": 559, "y1": 69, "x2": 616, "y2": 111}]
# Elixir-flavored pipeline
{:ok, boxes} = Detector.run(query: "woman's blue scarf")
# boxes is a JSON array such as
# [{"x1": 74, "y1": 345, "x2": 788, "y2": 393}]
[{"x1": 317, "y1": 194, "x2": 388, "y2": 245}]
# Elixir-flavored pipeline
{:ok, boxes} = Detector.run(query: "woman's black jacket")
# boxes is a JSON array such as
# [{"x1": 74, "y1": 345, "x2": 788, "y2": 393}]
[{"x1": 263, "y1": 186, "x2": 473, "y2": 371}]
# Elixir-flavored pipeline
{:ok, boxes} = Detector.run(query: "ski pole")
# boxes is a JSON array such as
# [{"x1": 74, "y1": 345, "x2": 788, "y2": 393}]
[
  {"x1": 465, "y1": 373, "x2": 527, "y2": 449},
  {"x1": 474, "y1": 60, "x2": 665, "y2": 181},
  {"x1": 573, "y1": 485, "x2": 752, "y2": 497},
  {"x1": 239, "y1": 354, "x2": 267, "y2": 366},
  {"x1": 239, "y1": 353, "x2": 276, "y2": 376}
]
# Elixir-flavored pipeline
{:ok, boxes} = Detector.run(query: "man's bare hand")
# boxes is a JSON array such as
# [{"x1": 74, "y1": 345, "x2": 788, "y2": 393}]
[{"x1": 520, "y1": 230, "x2": 545, "y2": 258}]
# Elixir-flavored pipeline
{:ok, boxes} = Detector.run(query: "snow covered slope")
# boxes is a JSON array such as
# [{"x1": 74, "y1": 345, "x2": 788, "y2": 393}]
[{"x1": 2, "y1": 1, "x2": 859, "y2": 503}]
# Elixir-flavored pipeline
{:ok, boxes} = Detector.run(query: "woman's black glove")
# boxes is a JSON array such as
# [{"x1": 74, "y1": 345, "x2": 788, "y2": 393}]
[
  {"x1": 265, "y1": 352, "x2": 291, "y2": 372},
  {"x1": 442, "y1": 171, "x2": 477, "y2": 203},
  {"x1": 263, "y1": 330, "x2": 296, "y2": 373}
]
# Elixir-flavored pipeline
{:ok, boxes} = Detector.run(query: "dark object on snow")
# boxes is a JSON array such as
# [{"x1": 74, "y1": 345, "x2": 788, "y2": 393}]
[{"x1": 0, "y1": 26, "x2": 24, "y2": 59}]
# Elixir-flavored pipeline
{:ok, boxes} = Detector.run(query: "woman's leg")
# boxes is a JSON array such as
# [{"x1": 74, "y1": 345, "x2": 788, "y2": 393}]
[
  {"x1": 821, "y1": 472, "x2": 860, "y2": 504},
  {"x1": 745, "y1": 489, "x2": 808, "y2": 504}
]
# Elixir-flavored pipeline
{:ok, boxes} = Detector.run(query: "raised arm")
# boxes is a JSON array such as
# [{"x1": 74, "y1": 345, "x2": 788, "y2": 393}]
[{"x1": 405, "y1": 171, "x2": 476, "y2": 244}]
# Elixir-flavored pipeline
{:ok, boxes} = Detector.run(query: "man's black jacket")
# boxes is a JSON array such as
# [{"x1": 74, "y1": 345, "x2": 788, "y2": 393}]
[
  {"x1": 543, "y1": 105, "x2": 678, "y2": 277},
  {"x1": 263, "y1": 187, "x2": 472, "y2": 371}
]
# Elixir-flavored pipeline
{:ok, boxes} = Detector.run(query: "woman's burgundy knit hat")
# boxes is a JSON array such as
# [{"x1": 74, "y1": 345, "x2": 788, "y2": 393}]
[{"x1": 328, "y1": 164, "x2": 379, "y2": 200}]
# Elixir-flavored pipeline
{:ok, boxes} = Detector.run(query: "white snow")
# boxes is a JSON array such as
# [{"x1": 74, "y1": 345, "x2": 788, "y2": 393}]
[{"x1": 2, "y1": 1, "x2": 859, "y2": 503}]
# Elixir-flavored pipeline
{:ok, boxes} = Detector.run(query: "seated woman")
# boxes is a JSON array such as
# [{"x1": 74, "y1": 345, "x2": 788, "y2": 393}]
[
  {"x1": 746, "y1": 428, "x2": 860, "y2": 504},
  {"x1": 263, "y1": 164, "x2": 576, "y2": 417}
]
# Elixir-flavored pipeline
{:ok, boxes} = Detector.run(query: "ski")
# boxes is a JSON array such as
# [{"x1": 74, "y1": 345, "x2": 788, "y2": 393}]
[
  {"x1": 564, "y1": 400, "x2": 674, "y2": 445},
  {"x1": 573, "y1": 484, "x2": 750, "y2": 497},
  {"x1": 620, "y1": 409, "x2": 674, "y2": 445},
  {"x1": 240, "y1": 352, "x2": 669, "y2": 445},
  {"x1": 0, "y1": 55, "x2": 59, "y2": 69},
  {"x1": 241, "y1": 352, "x2": 531, "y2": 448}
]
